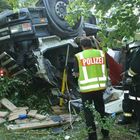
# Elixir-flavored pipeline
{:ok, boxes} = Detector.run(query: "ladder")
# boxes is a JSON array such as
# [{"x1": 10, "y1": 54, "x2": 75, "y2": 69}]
[{"x1": 0, "y1": 52, "x2": 26, "y2": 77}]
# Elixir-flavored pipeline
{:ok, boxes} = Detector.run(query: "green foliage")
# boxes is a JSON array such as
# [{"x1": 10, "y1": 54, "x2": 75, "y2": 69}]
[
  {"x1": 5, "y1": 0, "x2": 19, "y2": 10},
  {"x1": 65, "y1": 0, "x2": 92, "y2": 26},
  {"x1": 66, "y1": 0, "x2": 140, "y2": 48},
  {"x1": 20, "y1": 0, "x2": 38, "y2": 7},
  {"x1": 0, "y1": 0, "x2": 11, "y2": 12},
  {"x1": 0, "y1": 77, "x2": 25, "y2": 98},
  {"x1": 4, "y1": 0, "x2": 38, "y2": 10},
  {"x1": 0, "y1": 74, "x2": 52, "y2": 113},
  {"x1": 85, "y1": 102, "x2": 115, "y2": 131}
]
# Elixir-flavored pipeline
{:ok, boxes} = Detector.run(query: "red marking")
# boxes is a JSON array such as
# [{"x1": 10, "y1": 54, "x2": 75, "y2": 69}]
[
  {"x1": 0, "y1": 70, "x2": 4, "y2": 74},
  {"x1": 106, "y1": 53, "x2": 123, "y2": 85},
  {"x1": 81, "y1": 57, "x2": 104, "y2": 66},
  {"x1": 0, "y1": 68, "x2": 6, "y2": 77}
]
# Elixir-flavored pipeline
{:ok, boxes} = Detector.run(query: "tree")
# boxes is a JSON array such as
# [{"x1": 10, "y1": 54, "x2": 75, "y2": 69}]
[
  {"x1": 4, "y1": 0, "x2": 38, "y2": 10},
  {"x1": 0, "y1": 0, "x2": 11, "y2": 12},
  {"x1": 66, "y1": 0, "x2": 140, "y2": 47},
  {"x1": 20, "y1": 0, "x2": 38, "y2": 7},
  {"x1": 5, "y1": 0, "x2": 19, "y2": 10}
]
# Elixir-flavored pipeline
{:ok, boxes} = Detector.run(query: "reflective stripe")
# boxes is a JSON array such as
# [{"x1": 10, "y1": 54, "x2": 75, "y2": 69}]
[
  {"x1": 124, "y1": 90, "x2": 129, "y2": 94},
  {"x1": 79, "y1": 76, "x2": 107, "y2": 84},
  {"x1": 80, "y1": 83, "x2": 106, "y2": 91},
  {"x1": 100, "y1": 50, "x2": 106, "y2": 79},
  {"x1": 100, "y1": 83, "x2": 106, "y2": 87},
  {"x1": 80, "y1": 84, "x2": 100, "y2": 90},
  {"x1": 124, "y1": 113, "x2": 132, "y2": 117},
  {"x1": 128, "y1": 68, "x2": 137, "y2": 77},
  {"x1": 129, "y1": 95, "x2": 140, "y2": 101},
  {"x1": 128, "y1": 71, "x2": 134, "y2": 77},
  {"x1": 79, "y1": 53, "x2": 88, "y2": 81}
]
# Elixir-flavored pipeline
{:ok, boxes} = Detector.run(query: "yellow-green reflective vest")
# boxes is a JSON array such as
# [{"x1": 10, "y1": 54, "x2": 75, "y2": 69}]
[{"x1": 75, "y1": 49, "x2": 107, "y2": 93}]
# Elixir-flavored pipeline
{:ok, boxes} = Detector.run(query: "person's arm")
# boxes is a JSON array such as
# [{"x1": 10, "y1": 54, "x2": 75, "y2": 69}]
[
  {"x1": 120, "y1": 48, "x2": 140, "y2": 87},
  {"x1": 72, "y1": 57, "x2": 79, "y2": 78},
  {"x1": 129, "y1": 48, "x2": 140, "y2": 75}
]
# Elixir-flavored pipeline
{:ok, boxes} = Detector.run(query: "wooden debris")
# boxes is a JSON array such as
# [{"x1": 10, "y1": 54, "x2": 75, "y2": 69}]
[
  {"x1": 28, "y1": 110, "x2": 46, "y2": 120},
  {"x1": 1, "y1": 98, "x2": 17, "y2": 111},
  {"x1": 30, "y1": 119, "x2": 40, "y2": 123},
  {"x1": 52, "y1": 105, "x2": 66, "y2": 110},
  {"x1": 13, "y1": 107, "x2": 29, "y2": 112},
  {"x1": 15, "y1": 119, "x2": 41, "y2": 124},
  {"x1": 7, "y1": 120, "x2": 59, "y2": 130},
  {"x1": 8, "y1": 108, "x2": 27, "y2": 121},
  {"x1": 0, "y1": 98, "x2": 72, "y2": 131},
  {"x1": 15, "y1": 119, "x2": 29, "y2": 124},
  {"x1": 52, "y1": 105, "x2": 67, "y2": 115},
  {"x1": 28, "y1": 110, "x2": 37, "y2": 117},
  {"x1": 0, "y1": 111, "x2": 9, "y2": 118},
  {"x1": 7, "y1": 114, "x2": 71, "y2": 130},
  {"x1": 34, "y1": 114, "x2": 46, "y2": 120},
  {"x1": 59, "y1": 114, "x2": 71, "y2": 121}
]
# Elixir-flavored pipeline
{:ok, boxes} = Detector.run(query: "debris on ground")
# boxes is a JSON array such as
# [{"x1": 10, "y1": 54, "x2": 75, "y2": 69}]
[{"x1": 0, "y1": 98, "x2": 74, "y2": 131}]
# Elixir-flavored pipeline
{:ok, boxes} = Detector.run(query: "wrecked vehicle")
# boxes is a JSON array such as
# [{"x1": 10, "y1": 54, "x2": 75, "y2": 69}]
[
  {"x1": 0, "y1": 0, "x2": 129, "y2": 114},
  {"x1": 0, "y1": 0, "x2": 95, "y2": 111},
  {"x1": 0, "y1": 0, "x2": 84, "y2": 79},
  {"x1": 0, "y1": 0, "x2": 97, "y2": 89}
]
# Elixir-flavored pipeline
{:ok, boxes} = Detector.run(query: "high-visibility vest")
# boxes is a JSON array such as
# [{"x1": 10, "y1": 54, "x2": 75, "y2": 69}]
[{"x1": 75, "y1": 49, "x2": 107, "y2": 93}]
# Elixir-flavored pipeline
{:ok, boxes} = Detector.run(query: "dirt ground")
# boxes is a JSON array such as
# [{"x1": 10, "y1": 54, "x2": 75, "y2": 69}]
[{"x1": 108, "y1": 117, "x2": 140, "y2": 140}]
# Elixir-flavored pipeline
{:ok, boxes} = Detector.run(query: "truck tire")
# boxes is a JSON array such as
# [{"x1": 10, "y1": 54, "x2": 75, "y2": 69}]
[
  {"x1": 83, "y1": 15, "x2": 98, "y2": 36},
  {"x1": 43, "y1": 0, "x2": 83, "y2": 38}
]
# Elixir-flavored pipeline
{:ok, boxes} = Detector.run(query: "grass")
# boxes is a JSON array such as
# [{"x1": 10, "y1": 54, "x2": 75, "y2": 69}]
[{"x1": 0, "y1": 116, "x2": 140, "y2": 140}]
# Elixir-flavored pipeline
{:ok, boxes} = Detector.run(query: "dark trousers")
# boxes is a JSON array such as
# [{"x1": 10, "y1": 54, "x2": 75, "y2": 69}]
[
  {"x1": 123, "y1": 93, "x2": 133, "y2": 113},
  {"x1": 81, "y1": 90, "x2": 109, "y2": 140},
  {"x1": 131, "y1": 100, "x2": 140, "y2": 130}
]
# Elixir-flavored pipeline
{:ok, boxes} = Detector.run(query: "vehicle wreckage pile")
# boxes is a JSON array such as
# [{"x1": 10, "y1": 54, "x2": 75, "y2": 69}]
[
  {"x1": 0, "y1": 0, "x2": 99, "y2": 108},
  {"x1": 0, "y1": 0, "x2": 85, "y2": 96}
]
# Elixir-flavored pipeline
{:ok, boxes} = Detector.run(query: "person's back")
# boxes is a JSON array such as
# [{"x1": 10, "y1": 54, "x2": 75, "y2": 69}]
[
  {"x1": 75, "y1": 48, "x2": 107, "y2": 93},
  {"x1": 74, "y1": 37, "x2": 109, "y2": 140}
]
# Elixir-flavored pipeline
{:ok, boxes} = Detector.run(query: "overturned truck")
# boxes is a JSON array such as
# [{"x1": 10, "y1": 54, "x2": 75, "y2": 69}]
[
  {"x1": 0, "y1": 0, "x2": 85, "y2": 81},
  {"x1": 0, "y1": 0, "x2": 125, "y2": 113},
  {"x1": 0, "y1": 0, "x2": 98, "y2": 99}
]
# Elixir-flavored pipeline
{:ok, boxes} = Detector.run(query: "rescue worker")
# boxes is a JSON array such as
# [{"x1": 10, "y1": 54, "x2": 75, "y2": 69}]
[
  {"x1": 124, "y1": 46, "x2": 140, "y2": 134},
  {"x1": 73, "y1": 37, "x2": 109, "y2": 140},
  {"x1": 118, "y1": 45, "x2": 137, "y2": 125}
]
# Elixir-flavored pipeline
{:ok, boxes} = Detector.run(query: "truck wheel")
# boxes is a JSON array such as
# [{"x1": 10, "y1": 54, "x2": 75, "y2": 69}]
[
  {"x1": 44, "y1": 0, "x2": 83, "y2": 38},
  {"x1": 83, "y1": 15, "x2": 98, "y2": 36}
]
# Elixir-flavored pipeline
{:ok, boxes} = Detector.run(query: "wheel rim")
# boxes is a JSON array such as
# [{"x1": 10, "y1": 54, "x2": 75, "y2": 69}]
[
  {"x1": 44, "y1": 0, "x2": 83, "y2": 38},
  {"x1": 55, "y1": 1, "x2": 67, "y2": 20}
]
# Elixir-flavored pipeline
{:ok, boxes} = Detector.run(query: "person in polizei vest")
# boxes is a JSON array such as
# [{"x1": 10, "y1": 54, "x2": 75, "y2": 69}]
[
  {"x1": 73, "y1": 37, "x2": 109, "y2": 140},
  {"x1": 124, "y1": 46, "x2": 140, "y2": 134}
]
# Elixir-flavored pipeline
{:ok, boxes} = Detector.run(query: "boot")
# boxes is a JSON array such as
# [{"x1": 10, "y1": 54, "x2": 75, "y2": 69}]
[
  {"x1": 88, "y1": 132, "x2": 97, "y2": 140},
  {"x1": 102, "y1": 135, "x2": 110, "y2": 140},
  {"x1": 117, "y1": 115, "x2": 132, "y2": 125},
  {"x1": 101, "y1": 129, "x2": 110, "y2": 140}
]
